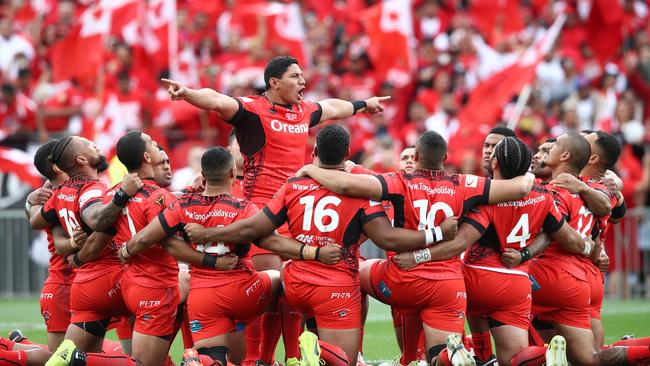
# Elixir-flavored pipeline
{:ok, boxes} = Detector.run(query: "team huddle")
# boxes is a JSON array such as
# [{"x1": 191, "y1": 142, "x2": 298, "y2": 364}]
[{"x1": 1, "y1": 56, "x2": 649, "y2": 366}]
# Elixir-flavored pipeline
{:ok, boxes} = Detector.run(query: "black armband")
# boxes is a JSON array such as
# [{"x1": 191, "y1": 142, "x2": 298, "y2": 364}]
[
  {"x1": 351, "y1": 100, "x2": 367, "y2": 114},
  {"x1": 611, "y1": 200, "x2": 627, "y2": 220},
  {"x1": 203, "y1": 254, "x2": 217, "y2": 269},
  {"x1": 520, "y1": 248, "x2": 531, "y2": 263},
  {"x1": 112, "y1": 188, "x2": 130, "y2": 208},
  {"x1": 73, "y1": 253, "x2": 84, "y2": 267},
  {"x1": 315, "y1": 247, "x2": 321, "y2": 260},
  {"x1": 299, "y1": 244, "x2": 306, "y2": 260}
]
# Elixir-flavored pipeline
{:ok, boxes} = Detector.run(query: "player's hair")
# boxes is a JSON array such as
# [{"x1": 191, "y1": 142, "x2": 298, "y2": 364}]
[
  {"x1": 494, "y1": 137, "x2": 532, "y2": 179},
  {"x1": 581, "y1": 129, "x2": 595, "y2": 134},
  {"x1": 34, "y1": 140, "x2": 59, "y2": 180},
  {"x1": 489, "y1": 126, "x2": 516, "y2": 137},
  {"x1": 545, "y1": 137, "x2": 556, "y2": 144},
  {"x1": 416, "y1": 131, "x2": 447, "y2": 168},
  {"x1": 48, "y1": 136, "x2": 76, "y2": 172},
  {"x1": 593, "y1": 131, "x2": 622, "y2": 169},
  {"x1": 116, "y1": 131, "x2": 147, "y2": 171},
  {"x1": 315, "y1": 124, "x2": 350, "y2": 165},
  {"x1": 564, "y1": 132, "x2": 591, "y2": 171},
  {"x1": 264, "y1": 56, "x2": 298, "y2": 90},
  {"x1": 201, "y1": 147, "x2": 234, "y2": 182}
]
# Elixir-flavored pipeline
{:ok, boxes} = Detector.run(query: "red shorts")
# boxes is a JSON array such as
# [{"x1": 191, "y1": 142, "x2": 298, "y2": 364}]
[
  {"x1": 283, "y1": 270, "x2": 361, "y2": 330},
  {"x1": 463, "y1": 265, "x2": 531, "y2": 330},
  {"x1": 529, "y1": 261, "x2": 591, "y2": 329},
  {"x1": 587, "y1": 269, "x2": 604, "y2": 320},
  {"x1": 70, "y1": 269, "x2": 129, "y2": 323},
  {"x1": 40, "y1": 283, "x2": 72, "y2": 332},
  {"x1": 369, "y1": 260, "x2": 466, "y2": 332},
  {"x1": 187, "y1": 272, "x2": 272, "y2": 341},
  {"x1": 121, "y1": 276, "x2": 180, "y2": 336},
  {"x1": 107, "y1": 317, "x2": 133, "y2": 340}
]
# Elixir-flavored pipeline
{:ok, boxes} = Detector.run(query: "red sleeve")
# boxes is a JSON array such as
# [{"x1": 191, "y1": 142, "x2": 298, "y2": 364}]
[
  {"x1": 461, "y1": 206, "x2": 491, "y2": 235},
  {"x1": 542, "y1": 194, "x2": 565, "y2": 234},
  {"x1": 360, "y1": 199, "x2": 388, "y2": 224},
  {"x1": 240, "y1": 201, "x2": 260, "y2": 219},
  {"x1": 376, "y1": 172, "x2": 405, "y2": 201},
  {"x1": 145, "y1": 190, "x2": 176, "y2": 222},
  {"x1": 78, "y1": 181, "x2": 107, "y2": 216},
  {"x1": 351, "y1": 165, "x2": 376, "y2": 175},
  {"x1": 262, "y1": 184, "x2": 288, "y2": 228},
  {"x1": 41, "y1": 193, "x2": 60, "y2": 226},
  {"x1": 158, "y1": 199, "x2": 185, "y2": 237},
  {"x1": 458, "y1": 174, "x2": 491, "y2": 211}
]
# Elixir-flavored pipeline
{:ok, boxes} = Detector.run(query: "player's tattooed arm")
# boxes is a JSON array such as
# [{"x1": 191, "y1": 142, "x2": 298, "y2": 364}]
[
  {"x1": 82, "y1": 174, "x2": 143, "y2": 232},
  {"x1": 487, "y1": 172, "x2": 534, "y2": 204},
  {"x1": 363, "y1": 216, "x2": 458, "y2": 252},
  {"x1": 318, "y1": 96, "x2": 391, "y2": 122},
  {"x1": 500, "y1": 232, "x2": 550, "y2": 268},
  {"x1": 295, "y1": 165, "x2": 383, "y2": 200},
  {"x1": 551, "y1": 173, "x2": 611, "y2": 216},
  {"x1": 161, "y1": 78, "x2": 240, "y2": 120},
  {"x1": 393, "y1": 222, "x2": 481, "y2": 270},
  {"x1": 257, "y1": 234, "x2": 341, "y2": 265},
  {"x1": 184, "y1": 211, "x2": 278, "y2": 244}
]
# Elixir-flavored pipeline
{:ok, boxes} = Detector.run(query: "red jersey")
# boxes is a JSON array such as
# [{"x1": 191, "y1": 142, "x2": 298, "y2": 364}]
[
  {"x1": 232, "y1": 177, "x2": 244, "y2": 199},
  {"x1": 40, "y1": 175, "x2": 121, "y2": 283},
  {"x1": 109, "y1": 179, "x2": 177, "y2": 288},
  {"x1": 227, "y1": 95, "x2": 322, "y2": 206},
  {"x1": 463, "y1": 184, "x2": 565, "y2": 274},
  {"x1": 159, "y1": 193, "x2": 258, "y2": 289},
  {"x1": 537, "y1": 185, "x2": 597, "y2": 281},
  {"x1": 263, "y1": 177, "x2": 386, "y2": 286},
  {"x1": 376, "y1": 170, "x2": 491, "y2": 280},
  {"x1": 43, "y1": 225, "x2": 75, "y2": 285}
]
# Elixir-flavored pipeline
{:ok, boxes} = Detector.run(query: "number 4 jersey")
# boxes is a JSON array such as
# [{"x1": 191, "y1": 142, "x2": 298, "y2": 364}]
[
  {"x1": 158, "y1": 192, "x2": 258, "y2": 289},
  {"x1": 40, "y1": 175, "x2": 120, "y2": 283}
]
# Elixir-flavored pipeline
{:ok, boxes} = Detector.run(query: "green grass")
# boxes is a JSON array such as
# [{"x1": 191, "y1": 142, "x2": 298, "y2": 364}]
[{"x1": 1, "y1": 298, "x2": 649, "y2": 363}]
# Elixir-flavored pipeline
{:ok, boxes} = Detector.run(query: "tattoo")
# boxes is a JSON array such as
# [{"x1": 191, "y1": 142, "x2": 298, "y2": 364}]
[
  {"x1": 527, "y1": 232, "x2": 551, "y2": 258},
  {"x1": 596, "y1": 347, "x2": 635, "y2": 366},
  {"x1": 82, "y1": 202, "x2": 121, "y2": 232}
]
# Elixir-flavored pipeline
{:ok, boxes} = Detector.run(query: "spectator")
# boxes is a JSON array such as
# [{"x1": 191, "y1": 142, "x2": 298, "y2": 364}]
[
  {"x1": 171, "y1": 145, "x2": 205, "y2": 191},
  {"x1": 0, "y1": 18, "x2": 35, "y2": 81}
]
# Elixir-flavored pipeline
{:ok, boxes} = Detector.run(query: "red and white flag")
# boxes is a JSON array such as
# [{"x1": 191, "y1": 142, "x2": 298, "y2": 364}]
[
  {"x1": 361, "y1": 0, "x2": 416, "y2": 88},
  {"x1": 469, "y1": 0, "x2": 526, "y2": 46},
  {"x1": 0, "y1": 147, "x2": 42, "y2": 188},
  {"x1": 93, "y1": 94, "x2": 128, "y2": 161}
]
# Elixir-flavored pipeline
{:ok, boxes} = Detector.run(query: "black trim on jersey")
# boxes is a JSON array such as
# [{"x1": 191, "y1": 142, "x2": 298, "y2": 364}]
[
  {"x1": 461, "y1": 217, "x2": 487, "y2": 235},
  {"x1": 41, "y1": 206, "x2": 59, "y2": 225},
  {"x1": 262, "y1": 206, "x2": 287, "y2": 228},
  {"x1": 476, "y1": 224, "x2": 500, "y2": 252},
  {"x1": 362, "y1": 211, "x2": 387, "y2": 225},
  {"x1": 80, "y1": 199, "x2": 102, "y2": 215},
  {"x1": 342, "y1": 209, "x2": 364, "y2": 247},
  {"x1": 462, "y1": 178, "x2": 492, "y2": 213},
  {"x1": 234, "y1": 243, "x2": 251, "y2": 257},
  {"x1": 158, "y1": 212, "x2": 183, "y2": 237},
  {"x1": 542, "y1": 214, "x2": 564, "y2": 235},
  {"x1": 376, "y1": 175, "x2": 390, "y2": 201},
  {"x1": 611, "y1": 201, "x2": 627, "y2": 220},
  {"x1": 375, "y1": 174, "x2": 405, "y2": 227},
  {"x1": 310, "y1": 103, "x2": 323, "y2": 127},
  {"x1": 228, "y1": 98, "x2": 267, "y2": 157}
]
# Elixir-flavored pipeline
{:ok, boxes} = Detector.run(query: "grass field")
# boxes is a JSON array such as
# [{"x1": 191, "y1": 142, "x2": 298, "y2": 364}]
[{"x1": 1, "y1": 297, "x2": 649, "y2": 364}]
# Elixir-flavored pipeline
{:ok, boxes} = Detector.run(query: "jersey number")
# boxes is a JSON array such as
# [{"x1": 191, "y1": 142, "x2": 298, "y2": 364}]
[
  {"x1": 299, "y1": 195, "x2": 341, "y2": 233},
  {"x1": 196, "y1": 225, "x2": 229, "y2": 254},
  {"x1": 58, "y1": 208, "x2": 80, "y2": 237},
  {"x1": 507, "y1": 214, "x2": 531, "y2": 248},
  {"x1": 576, "y1": 206, "x2": 593, "y2": 238},
  {"x1": 121, "y1": 207, "x2": 137, "y2": 238},
  {"x1": 413, "y1": 200, "x2": 454, "y2": 231}
]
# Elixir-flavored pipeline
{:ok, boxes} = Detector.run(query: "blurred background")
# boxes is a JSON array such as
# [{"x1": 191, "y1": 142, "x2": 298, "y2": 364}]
[{"x1": 0, "y1": 0, "x2": 649, "y2": 300}]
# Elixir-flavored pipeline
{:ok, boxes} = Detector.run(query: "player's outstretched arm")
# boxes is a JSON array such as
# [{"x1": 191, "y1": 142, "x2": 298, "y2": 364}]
[
  {"x1": 185, "y1": 211, "x2": 279, "y2": 244},
  {"x1": 161, "y1": 78, "x2": 239, "y2": 120},
  {"x1": 550, "y1": 173, "x2": 611, "y2": 216},
  {"x1": 318, "y1": 96, "x2": 390, "y2": 122},
  {"x1": 392, "y1": 223, "x2": 481, "y2": 270},
  {"x1": 548, "y1": 221, "x2": 589, "y2": 255},
  {"x1": 487, "y1": 172, "x2": 534, "y2": 204},
  {"x1": 257, "y1": 234, "x2": 341, "y2": 264},
  {"x1": 295, "y1": 164, "x2": 383, "y2": 200},
  {"x1": 161, "y1": 237, "x2": 238, "y2": 270},
  {"x1": 363, "y1": 216, "x2": 458, "y2": 252},
  {"x1": 83, "y1": 174, "x2": 143, "y2": 232}
]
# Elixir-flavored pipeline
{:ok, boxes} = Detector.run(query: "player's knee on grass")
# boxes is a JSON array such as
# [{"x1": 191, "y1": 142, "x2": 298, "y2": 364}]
[{"x1": 198, "y1": 346, "x2": 228, "y2": 366}]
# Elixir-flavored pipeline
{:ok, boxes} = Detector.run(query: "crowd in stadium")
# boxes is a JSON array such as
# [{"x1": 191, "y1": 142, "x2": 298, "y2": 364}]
[{"x1": 1, "y1": 1, "x2": 650, "y2": 366}]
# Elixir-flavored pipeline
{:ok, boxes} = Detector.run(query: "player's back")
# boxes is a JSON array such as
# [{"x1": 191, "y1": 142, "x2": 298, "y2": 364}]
[
  {"x1": 41, "y1": 175, "x2": 120, "y2": 283},
  {"x1": 160, "y1": 192, "x2": 257, "y2": 289},
  {"x1": 110, "y1": 179, "x2": 178, "y2": 287},
  {"x1": 231, "y1": 95, "x2": 321, "y2": 206},
  {"x1": 377, "y1": 170, "x2": 490, "y2": 280},
  {"x1": 463, "y1": 184, "x2": 564, "y2": 273},
  {"x1": 265, "y1": 176, "x2": 385, "y2": 286}
]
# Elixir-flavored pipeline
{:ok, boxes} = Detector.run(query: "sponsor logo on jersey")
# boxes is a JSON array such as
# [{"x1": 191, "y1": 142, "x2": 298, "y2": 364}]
[
  {"x1": 465, "y1": 175, "x2": 478, "y2": 188},
  {"x1": 56, "y1": 193, "x2": 76, "y2": 202},
  {"x1": 286, "y1": 113, "x2": 297, "y2": 121},
  {"x1": 270, "y1": 119, "x2": 308, "y2": 133},
  {"x1": 154, "y1": 194, "x2": 165, "y2": 209},
  {"x1": 377, "y1": 281, "x2": 392, "y2": 300}
]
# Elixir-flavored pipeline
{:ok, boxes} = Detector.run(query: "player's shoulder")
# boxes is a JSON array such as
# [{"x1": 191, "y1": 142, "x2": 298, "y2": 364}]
[
  {"x1": 174, "y1": 192, "x2": 249, "y2": 210},
  {"x1": 531, "y1": 183, "x2": 551, "y2": 195},
  {"x1": 64, "y1": 175, "x2": 101, "y2": 190}
]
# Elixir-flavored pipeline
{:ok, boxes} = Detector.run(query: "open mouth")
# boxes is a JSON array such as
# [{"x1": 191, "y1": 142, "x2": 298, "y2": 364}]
[{"x1": 298, "y1": 88, "x2": 304, "y2": 100}]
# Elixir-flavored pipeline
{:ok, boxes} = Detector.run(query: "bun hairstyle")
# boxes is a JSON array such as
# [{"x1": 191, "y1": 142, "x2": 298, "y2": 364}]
[
  {"x1": 47, "y1": 136, "x2": 74, "y2": 167},
  {"x1": 494, "y1": 136, "x2": 532, "y2": 179}
]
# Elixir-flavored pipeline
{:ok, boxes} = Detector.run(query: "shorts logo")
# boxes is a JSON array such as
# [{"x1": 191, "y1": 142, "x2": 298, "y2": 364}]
[
  {"x1": 377, "y1": 281, "x2": 391, "y2": 300},
  {"x1": 330, "y1": 292, "x2": 351, "y2": 299},
  {"x1": 42, "y1": 311, "x2": 51, "y2": 322},
  {"x1": 456, "y1": 291, "x2": 467, "y2": 299},
  {"x1": 189, "y1": 320, "x2": 203, "y2": 333},
  {"x1": 336, "y1": 308, "x2": 349, "y2": 318},
  {"x1": 457, "y1": 311, "x2": 465, "y2": 320},
  {"x1": 245, "y1": 279, "x2": 261, "y2": 296},
  {"x1": 142, "y1": 314, "x2": 151, "y2": 321},
  {"x1": 465, "y1": 175, "x2": 478, "y2": 188},
  {"x1": 107, "y1": 283, "x2": 121, "y2": 298},
  {"x1": 139, "y1": 300, "x2": 161, "y2": 308},
  {"x1": 41, "y1": 293, "x2": 53, "y2": 299}
]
